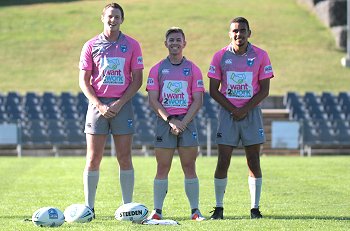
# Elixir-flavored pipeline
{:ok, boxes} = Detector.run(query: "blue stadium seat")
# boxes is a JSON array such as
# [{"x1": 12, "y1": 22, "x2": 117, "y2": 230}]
[
  {"x1": 6, "y1": 105, "x2": 23, "y2": 121},
  {"x1": 48, "y1": 129, "x2": 67, "y2": 144},
  {"x1": 301, "y1": 121, "x2": 320, "y2": 146},
  {"x1": 6, "y1": 92, "x2": 21, "y2": 103},
  {"x1": 42, "y1": 92, "x2": 58, "y2": 109},
  {"x1": 338, "y1": 92, "x2": 350, "y2": 107},
  {"x1": 24, "y1": 92, "x2": 40, "y2": 109},
  {"x1": 60, "y1": 92, "x2": 76, "y2": 106},
  {"x1": 304, "y1": 92, "x2": 318, "y2": 105},
  {"x1": 42, "y1": 107, "x2": 61, "y2": 120},
  {"x1": 285, "y1": 92, "x2": 306, "y2": 120},
  {"x1": 47, "y1": 120, "x2": 64, "y2": 131},
  {"x1": 25, "y1": 107, "x2": 44, "y2": 120},
  {"x1": 65, "y1": 128, "x2": 85, "y2": 144},
  {"x1": 23, "y1": 128, "x2": 50, "y2": 145}
]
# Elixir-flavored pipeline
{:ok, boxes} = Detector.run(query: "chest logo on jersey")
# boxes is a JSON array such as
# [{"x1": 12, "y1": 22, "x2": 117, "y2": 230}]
[
  {"x1": 162, "y1": 80, "x2": 189, "y2": 108},
  {"x1": 247, "y1": 57, "x2": 256, "y2": 67},
  {"x1": 226, "y1": 71, "x2": 253, "y2": 99},
  {"x1": 101, "y1": 57, "x2": 126, "y2": 85},
  {"x1": 162, "y1": 69, "x2": 170, "y2": 75},
  {"x1": 225, "y1": 59, "x2": 232, "y2": 64},
  {"x1": 183, "y1": 68, "x2": 190, "y2": 76},
  {"x1": 120, "y1": 45, "x2": 128, "y2": 53}
]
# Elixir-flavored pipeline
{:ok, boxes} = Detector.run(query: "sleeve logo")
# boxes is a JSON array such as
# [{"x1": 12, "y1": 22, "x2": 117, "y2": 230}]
[
  {"x1": 209, "y1": 65, "x2": 216, "y2": 73},
  {"x1": 137, "y1": 56, "x2": 143, "y2": 65},
  {"x1": 197, "y1": 80, "x2": 204, "y2": 88},
  {"x1": 264, "y1": 65, "x2": 273, "y2": 74},
  {"x1": 147, "y1": 78, "x2": 154, "y2": 85}
]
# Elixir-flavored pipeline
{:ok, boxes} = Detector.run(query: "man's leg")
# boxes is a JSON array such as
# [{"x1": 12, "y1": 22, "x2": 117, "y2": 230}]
[
  {"x1": 84, "y1": 134, "x2": 107, "y2": 210},
  {"x1": 245, "y1": 144, "x2": 263, "y2": 218},
  {"x1": 114, "y1": 134, "x2": 134, "y2": 204}
]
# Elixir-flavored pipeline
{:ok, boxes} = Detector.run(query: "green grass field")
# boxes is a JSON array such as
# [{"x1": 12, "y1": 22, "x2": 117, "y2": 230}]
[
  {"x1": 0, "y1": 156, "x2": 349, "y2": 230},
  {"x1": 0, "y1": 0, "x2": 349, "y2": 95}
]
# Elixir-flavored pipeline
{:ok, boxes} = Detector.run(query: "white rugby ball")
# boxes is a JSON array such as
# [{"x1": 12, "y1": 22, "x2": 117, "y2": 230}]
[
  {"x1": 32, "y1": 207, "x2": 65, "y2": 227},
  {"x1": 115, "y1": 202, "x2": 148, "y2": 222},
  {"x1": 64, "y1": 204, "x2": 94, "y2": 223}
]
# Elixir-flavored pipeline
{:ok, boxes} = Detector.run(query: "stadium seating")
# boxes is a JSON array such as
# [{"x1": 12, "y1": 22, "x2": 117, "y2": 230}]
[
  {"x1": 285, "y1": 91, "x2": 350, "y2": 152},
  {"x1": 1, "y1": 91, "x2": 349, "y2": 155}
]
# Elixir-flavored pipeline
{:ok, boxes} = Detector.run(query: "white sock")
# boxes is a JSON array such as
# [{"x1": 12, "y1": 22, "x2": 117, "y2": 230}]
[
  {"x1": 214, "y1": 178, "x2": 227, "y2": 207},
  {"x1": 83, "y1": 170, "x2": 99, "y2": 209},
  {"x1": 154, "y1": 179, "x2": 168, "y2": 210},
  {"x1": 184, "y1": 178, "x2": 199, "y2": 210},
  {"x1": 119, "y1": 169, "x2": 134, "y2": 204},
  {"x1": 248, "y1": 176, "x2": 262, "y2": 209}
]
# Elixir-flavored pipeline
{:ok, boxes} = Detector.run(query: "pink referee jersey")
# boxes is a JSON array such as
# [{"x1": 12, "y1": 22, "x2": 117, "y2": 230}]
[
  {"x1": 79, "y1": 32, "x2": 144, "y2": 98},
  {"x1": 208, "y1": 43, "x2": 274, "y2": 108},
  {"x1": 146, "y1": 57, "x2": 205, "y2": 115}
]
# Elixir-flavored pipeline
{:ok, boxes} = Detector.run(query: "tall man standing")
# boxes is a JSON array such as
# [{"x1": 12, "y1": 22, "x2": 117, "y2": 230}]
[
  {"x1": 207, "y1": 17, "x2": 274, "y2": 219},
  {"x1": 78, "y1": 3, "x2": 143, "y2": 217}
]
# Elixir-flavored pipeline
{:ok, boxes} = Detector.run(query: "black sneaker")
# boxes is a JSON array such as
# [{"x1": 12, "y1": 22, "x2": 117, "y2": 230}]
[
  {"x1": 91, "y1": 208, "x2": 95, "y2": 219},
  {"x1": 210, "y1": 207, "x2": 224, "y2": 220},
  {"x1": 250, "y1": 208, "x2": 262, "y2": 219}
]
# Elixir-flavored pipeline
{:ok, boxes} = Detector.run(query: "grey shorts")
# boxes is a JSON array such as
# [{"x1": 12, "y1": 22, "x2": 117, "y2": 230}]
[
  {"x1": 84, "y1": 97, "x2": 134, "y2": 135},
  {"x1": 154, "y1": 114, "x2": 199, "y2": 148},
  {"x1": 216, "y1": 106, "x2": 265, "y2": 147}
]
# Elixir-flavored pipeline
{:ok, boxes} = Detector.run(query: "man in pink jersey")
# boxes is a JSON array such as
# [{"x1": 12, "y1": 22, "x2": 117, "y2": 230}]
[
  {"x1": 208, "y1": 17, "x2": 274, "y2": 219},
  {"x1": 78, "y1": 3, "x2": 143, "y2": 218},
  {"x1": 146, "y1": 27, "x2": 205, "y2": 221}
]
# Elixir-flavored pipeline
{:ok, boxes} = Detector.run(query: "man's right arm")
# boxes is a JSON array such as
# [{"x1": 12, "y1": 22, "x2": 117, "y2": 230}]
[{"x1": 79, "y1": 69, "x2": 112, "y2": 118}]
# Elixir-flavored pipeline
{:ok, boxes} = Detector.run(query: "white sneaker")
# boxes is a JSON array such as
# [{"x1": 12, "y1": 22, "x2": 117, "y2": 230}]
[
  {"x1": 191, "y1": 209, "x2": 205, "y2": 221},
  {"x1": 147, "y1": 210, "x2": 162, "y2": 220}
]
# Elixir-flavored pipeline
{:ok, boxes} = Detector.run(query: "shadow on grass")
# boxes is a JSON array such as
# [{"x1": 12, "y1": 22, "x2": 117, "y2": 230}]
[
  {"x1": 174, "y1": 215, "x2": 350, "y2": 221},
  {"x1": 0, "y1": 0, "x2": 79, "y2": 7},
  {"x1": 266, "y1": 215, "x2": 350, "y2": 221}
]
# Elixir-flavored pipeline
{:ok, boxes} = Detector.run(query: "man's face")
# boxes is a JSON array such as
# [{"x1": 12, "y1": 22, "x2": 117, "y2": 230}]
[
  {"x1": 101, "y1": 7, "x2": 123, "y2": 32},
  {"x1": 229, "y1": 22, "x2": 251, "y2": 47},
  {"x1": 165, "y1": 32, "x2": 186, "y2": 55}
]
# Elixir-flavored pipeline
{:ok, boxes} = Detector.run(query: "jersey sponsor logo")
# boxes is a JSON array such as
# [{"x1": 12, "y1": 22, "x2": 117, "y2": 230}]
[
  {"x1": 137, "y1": 56, "x2": 143, "y2": 65},
  {"x1": 197, "y1": 80, "x2": 204, "y2": 88},
  {"x1": 101, "y1": 57, "x2": 126, "y2": 85},
  {"x1": 162, "y1": 80, "x2": 189, "y2": 108},
  {"x1": 162, "y1": 69, "x2": 170, "y2": 74},
  {"x1": 225, "y1": 59, "x2": 232, "y2": 64},
  {"x1": 120, "y1": 45, "x2": 128, "y2": 53},
  {"x1": 264, "y1": 65, "x2": 273, "y2": 74},
  {"x1": 209, "y1": 65, "x2": 216, "y2": 74},
  {"x1": 183, "y1": 68, "x2": 190, "y2": 76},
  {"x1": 226, "y1": 71, "x2": 253, "y2": 99},
  {"x1": 247, "y1": 57, "x2": 255, "y2": 67},
  {"x1": 147, "y1": 78, "x2": 155, "y2": 86}
]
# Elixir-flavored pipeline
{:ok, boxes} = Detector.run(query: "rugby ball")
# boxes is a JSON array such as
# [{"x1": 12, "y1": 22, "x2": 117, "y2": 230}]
[
  {"x1": 64, "y1": 204, "x2": 94, "y2": 223},
  {"x1": 32, "y1": 207, "x2": 65, "y2": 227},
  {"x1": 115, "y1": 202, "x2": 148, "y2": 222}
]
